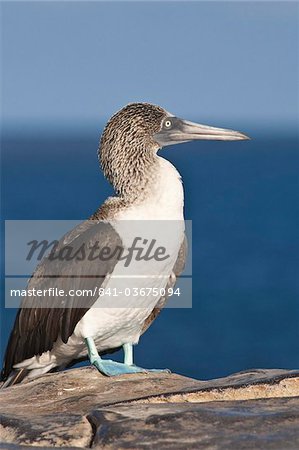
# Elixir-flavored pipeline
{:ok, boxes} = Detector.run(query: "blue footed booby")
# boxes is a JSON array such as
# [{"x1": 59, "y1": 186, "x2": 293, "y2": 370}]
[{"x1": 1, "y1": 103, "x2": 249, "y2": 386}]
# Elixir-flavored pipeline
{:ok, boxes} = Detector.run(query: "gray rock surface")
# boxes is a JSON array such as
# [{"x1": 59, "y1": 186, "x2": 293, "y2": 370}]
[
  {"x1": 0, "y1": 367, "x2": 298, "y2": 449},
  {"x1": 90, "y1": 398, "x2": 299, "y2": 449}
]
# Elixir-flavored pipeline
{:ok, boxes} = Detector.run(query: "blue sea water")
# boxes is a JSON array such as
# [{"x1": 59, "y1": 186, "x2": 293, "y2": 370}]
[{"x1": 1, "y1": 128, "x2": 298, "y2": 380}]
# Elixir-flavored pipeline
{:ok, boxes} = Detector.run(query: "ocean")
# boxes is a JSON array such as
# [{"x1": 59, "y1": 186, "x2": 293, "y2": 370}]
[{"x1": 1, "y1": 128, "x2": 298, "y2": 380}]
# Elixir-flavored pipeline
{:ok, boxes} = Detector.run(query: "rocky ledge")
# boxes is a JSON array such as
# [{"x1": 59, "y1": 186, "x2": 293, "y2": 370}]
[{"x1": 0, "y1": 367, "x2": 299, "y2": 449}]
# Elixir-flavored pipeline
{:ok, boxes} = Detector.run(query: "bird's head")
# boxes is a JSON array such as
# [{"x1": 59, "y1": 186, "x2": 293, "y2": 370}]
[{"x1": 99, "y1": 102, "x2": 249, "y2": 197}]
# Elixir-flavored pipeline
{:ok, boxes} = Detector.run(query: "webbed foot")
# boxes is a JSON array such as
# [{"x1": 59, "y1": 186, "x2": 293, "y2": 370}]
[{"x1": 92, "y1": 357, "x2": 170, "y2": 377}]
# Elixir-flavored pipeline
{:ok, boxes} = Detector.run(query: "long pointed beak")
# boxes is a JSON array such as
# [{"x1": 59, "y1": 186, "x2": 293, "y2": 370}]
[{"x1": 154, "y1": 117, "x2": 250, "y2": 148}]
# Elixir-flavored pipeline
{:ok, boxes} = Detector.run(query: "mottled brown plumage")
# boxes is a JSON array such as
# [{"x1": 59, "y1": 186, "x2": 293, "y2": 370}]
[{"x1": 99, "y1": 103, "x2": 167, "y2": 199}]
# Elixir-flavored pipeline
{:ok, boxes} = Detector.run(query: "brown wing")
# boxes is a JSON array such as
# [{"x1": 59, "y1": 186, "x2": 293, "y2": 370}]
[
  {"x1": 1, "y1": 220, "x2": 122, "y2": 381},
  {"x1": 141, "y1": 234, "x2": 188, "y2": 334}
]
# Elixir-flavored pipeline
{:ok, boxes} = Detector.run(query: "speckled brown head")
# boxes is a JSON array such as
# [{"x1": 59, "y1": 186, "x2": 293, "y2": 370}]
[
  {"x1": 98, "y1": 103, "x2": 167, "y2": 198},
  {"x1": 98, "y1": 102, "x2": 249, "y2": 199}
]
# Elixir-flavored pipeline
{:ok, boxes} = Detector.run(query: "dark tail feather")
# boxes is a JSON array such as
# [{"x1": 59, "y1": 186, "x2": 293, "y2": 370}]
[{"x1": 1, "y1": 369, "x2": 29, "y2": 388}]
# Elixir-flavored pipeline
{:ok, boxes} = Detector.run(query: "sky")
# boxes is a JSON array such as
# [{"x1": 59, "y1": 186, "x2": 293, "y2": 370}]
[{"x1": 1, "y1": 1, "x2": 298, "y2": 131}]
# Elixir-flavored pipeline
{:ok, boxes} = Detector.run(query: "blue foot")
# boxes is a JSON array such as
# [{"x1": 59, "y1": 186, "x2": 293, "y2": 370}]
[
  {"x1": 92, "y1": 357, "x2": 170, "y2": 377},
  {"x1": 85, "y1": 338, "x2": 170, "y2": 377}
]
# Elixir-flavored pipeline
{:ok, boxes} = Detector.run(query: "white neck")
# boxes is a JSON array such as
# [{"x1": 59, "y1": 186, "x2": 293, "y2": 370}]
[{"x1": 115, "y1": 156, "x2": 184, "y2": 221}]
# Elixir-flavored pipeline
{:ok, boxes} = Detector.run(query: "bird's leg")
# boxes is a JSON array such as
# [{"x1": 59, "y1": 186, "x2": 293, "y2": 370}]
[
  {"x1": 123, "y1": 343, "x2": 133, "y2": 365},
  {"x1": 85, "y1": 337, "x2": 170, "y2": 376},
  {"x1": 121, "y1": 342, "x2": 170, "y2": 374}
]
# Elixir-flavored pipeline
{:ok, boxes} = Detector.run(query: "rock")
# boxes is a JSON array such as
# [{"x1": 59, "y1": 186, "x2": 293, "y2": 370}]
[
  {"x1": 0, "y1": 367, "x2": 299, "y2": 448},
  {"x1": 0, "y1": 414, "x2": 91, "y2": 449},
  {"x1": 89, "y1": 397, "x2": 299, "y2": 449}
]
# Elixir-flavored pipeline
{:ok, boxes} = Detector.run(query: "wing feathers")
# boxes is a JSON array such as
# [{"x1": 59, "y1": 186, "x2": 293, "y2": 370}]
[{"x1": 1, "y1": 220, "x2": 122, "y2": 381}]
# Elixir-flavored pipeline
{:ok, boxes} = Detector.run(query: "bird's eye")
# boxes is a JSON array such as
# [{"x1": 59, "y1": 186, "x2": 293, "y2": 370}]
[{"x1": 164, "y1": 120, "x2": 172, "y2": 129}]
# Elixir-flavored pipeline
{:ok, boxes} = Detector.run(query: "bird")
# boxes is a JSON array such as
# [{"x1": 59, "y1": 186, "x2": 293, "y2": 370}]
[{"x1": 1, "y1": 103, "x2": 249, "y2": 387}]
